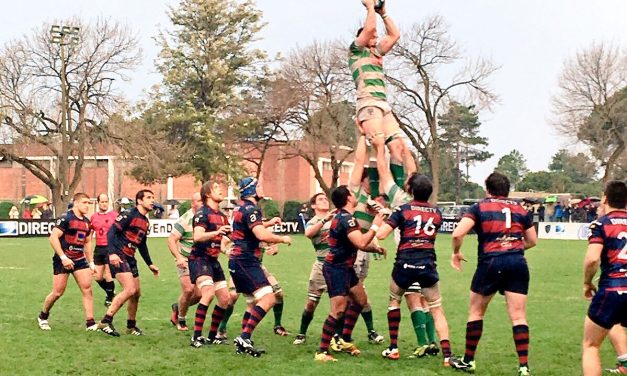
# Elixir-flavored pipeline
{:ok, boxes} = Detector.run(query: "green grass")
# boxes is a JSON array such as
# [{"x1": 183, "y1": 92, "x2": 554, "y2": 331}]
[{"x1": 0, "y1": 235, "x2": 619, "y2": 375}]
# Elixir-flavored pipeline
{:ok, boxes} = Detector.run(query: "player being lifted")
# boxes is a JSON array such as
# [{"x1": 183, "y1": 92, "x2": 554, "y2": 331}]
[
  {"x1": 450, "y1": 172, "x2": 537, "y2": 376},
  {"x1": 38, "y1": 193, "x2": 96, "y2": 331},
  {"x1": 314, "y1": 186, "x2": 386, "y2": 362},
  {"x1": 229, "y1": 177, "x2": 292, "y2": 357},
  {"x1": 371, "y1": 135, "x2": 454, "y2": 365},
  {"x1": 189, "y1": 181, "x2": 232, "y2": 347},
  {"x1": 168, "y1": 192, "x2": 202, "y2": 331},
  {"x1": 582, "y1": 181, "x2": 627, "y2": 376},
  {"x1": 293, "y1": 192, "x2": 335, "y2": 345},
  {"x1": 351, "y1": 0, "x2": 406, "y2": 191},
  {"x1": 97, "y1": 190, "x2": 160, "y2": 337},
  {"x1": 90, "y1": 193, "x2": 118, "y2": 307}
]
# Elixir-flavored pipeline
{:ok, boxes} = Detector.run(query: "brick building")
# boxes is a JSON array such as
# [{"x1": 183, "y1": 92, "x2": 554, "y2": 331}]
[{"x1": 0, "y1": 142, "x2": 355, "y2": 205}]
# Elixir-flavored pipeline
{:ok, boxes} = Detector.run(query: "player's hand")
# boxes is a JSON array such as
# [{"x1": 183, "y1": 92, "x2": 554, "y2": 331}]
[
  {"x1": 451, "y1": 252, "x2": 467, "y2": 271},
  {"x1": 325, "y1": 211, "x2": 335, "y2": 222},
  {"x1": 373, "y1": 211, "x2": 386, "y2": 227},
  {"x1": 268, "y1": 217, "x2": 282, "y2": 226},
  {"x1": 266, "y1": 244, "x2": 279, "y2": 256},
  {"x1": 370, "y1": 132, "x2": 385, "y2": 149},
  {"x1": 109, "y1": 253, "x2": 122, "y2": 267},
  {"x1": 361, "y1": 0, "x2": 375, "y2": 9},
  {"x1": 375, "y1": 2, "x2": 386, "y2": 15},
  {"x1": 282, "y1": 235, "x2": 292, "y2": 246},
  {"x1": 377, "y1": 246, "x2": 387, "y2": 259},
  {"x1": 583, "y1": 282, "x2": 597, "y2": 300},
  {"x1": 61, "y1": 256, "x2": 74, "y2": 270},
  {"x1": 149, "y1": 264, "x2": 160, "y2": 277},
  {"x1": 175, "y1": 256, "x2": 187, "y2": 269},
  {"x1": 218, "y1": 225, "x2": 232, "y2": 235}
]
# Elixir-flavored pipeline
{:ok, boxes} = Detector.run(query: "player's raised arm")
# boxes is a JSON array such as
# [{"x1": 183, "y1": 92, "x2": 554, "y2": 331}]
[
  {"x1": 356, "y1": 0, "x2": 377, "y2": 47},
  {"x1": 349, "y1": 135, "x2": 368, "y2": 188},
  {"x1": 375, "y1": 3, "x2": 400, "y2": 55}
]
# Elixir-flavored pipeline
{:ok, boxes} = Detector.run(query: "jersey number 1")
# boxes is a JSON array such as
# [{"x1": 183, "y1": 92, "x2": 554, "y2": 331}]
[{"x1": 502, "y1": 208, "x2": 512, "y2": 229}]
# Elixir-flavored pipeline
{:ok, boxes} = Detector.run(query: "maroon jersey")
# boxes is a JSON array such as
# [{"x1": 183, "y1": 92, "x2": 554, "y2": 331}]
[
  {"x1": 54, "y1": 210, "x2": 91, "y2": 260},
  {"x1": 107, "y1": 207, "x2": 150, "y2": 258},
  {"x1": 191, "y1": 205, "x2": 229, "y2": 258},
  {"x1": 325, "y1": 209, "x2": 361, "y2": 267},
  {"x1": 90, "y1": 211, "x2": 118, "y2": 246},
  {"x1": 588, "y1": 210, "x2": 627, "y2": 292},
  {"x1": 230, "y1": 199, "x2": 264, "y2": 261},
  {"x1": 386, "y1": 200, "x2": 441, "y2": 261}
]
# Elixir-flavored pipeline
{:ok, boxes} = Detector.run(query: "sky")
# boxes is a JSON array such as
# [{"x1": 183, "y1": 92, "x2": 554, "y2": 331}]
[{"x1": 1, "y1": 0, "x2": 625, "y2": 184}]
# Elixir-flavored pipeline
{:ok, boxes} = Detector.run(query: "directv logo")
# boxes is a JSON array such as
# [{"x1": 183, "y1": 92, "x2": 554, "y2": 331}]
[{"x1": 0, "y1": 221, "x2": 18, "y2": 236}]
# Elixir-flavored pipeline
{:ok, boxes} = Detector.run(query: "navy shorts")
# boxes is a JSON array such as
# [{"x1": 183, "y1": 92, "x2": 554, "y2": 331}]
[
  {"x1": 52, "y1": 255, "x2": 89, "y2": 275},
  {"x1": 188, "y1": 256, "x2": 226, "y2": 284},
  {"x1": 228, "y1": 259, "x2": 270, "y2": 295},
  {"x1": 392, "y1": 258, "x2": 439, "y2": 290},
  {"x1": 93, "y1": 245, "x2": 109, "y2": 266},
  {"x1": 471, "y1": 254, "x2": 529, "y2": 296},
  {"x1": 588, "y1": 288, "x2": 627, "y2": 329},
  {"x1": 323, "y1": 263, "x2": 359, "y2": 298},
  {"x1": 109, "y1": 252, "x2": 139, "y2": 278}
]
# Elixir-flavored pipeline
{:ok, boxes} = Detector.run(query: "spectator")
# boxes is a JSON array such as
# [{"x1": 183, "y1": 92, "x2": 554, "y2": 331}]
[
  {"x1": 537, "y1": 204, "x2": 545, "y2": 222},
  {"x1": 22, "y1": 207, "x2": 32, "y2": 219},
  {"x1": 31, "y1": 207, "x2": 42, "y2": 219},
  {"x1": 563, "y1": 205, "x2": 571, "y2": 223},
  {"x1": 40, "y1": 202, "x2": 53, "y2": 219},
  {"x1": 9, "y1": 205, "x2": 19, "y2": 219},
  {"x1": 554, "y1": 202, "x2": 563, "y2": 222},
  {"x1": 168, "y1": 205, "x2": 179, "y2": 219},
  {"x1": 586, "y1": 205, "x2": 597, "y2": 222}
]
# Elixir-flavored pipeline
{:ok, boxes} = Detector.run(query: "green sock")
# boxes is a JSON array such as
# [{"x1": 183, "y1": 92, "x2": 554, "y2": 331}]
[
  {"x1": 299, "y1": 309, "x2": 314, "y2": 335},
  {"x1": 425, "y1": 312, "x2": 438, "y2": 343},
  {"x1": 410, "y1": 310, "x2": 428, "y2": 346},
  {"x1": 390, "y1": 163, "x2": 405, "y2": 188},
  {"x1": 273, "y1": 302, "x2": 284, "y2": 327},
  {"x1": 218, "y1": 304, "x2": 234, "y2": 333},
  {"x1": 361, "y1": 308, "x2": 375, "y2": 332},
  {"x1": 367, "y1": 167, "x2": 380, "y2": 197}
]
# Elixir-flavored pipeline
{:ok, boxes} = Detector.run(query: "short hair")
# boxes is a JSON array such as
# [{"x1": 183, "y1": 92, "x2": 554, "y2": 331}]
[
  {"x1": 73, "y1": 192, "x2": 89, "y2": 202},
  {"x1": 200, "y1": 181, "x2": 218, "y2": 204},
  {"x1": 135, "y1": 189, "x2": 154, "y2": 204},
  {"x1": 309, "y1": 192, "x2": 326, "y2": 206},
  {"x1": 331, "y1": 185, "x2": 351, "y2": 209},
  {"x1": 485, "y1": 172, "x2": 510, "y2": 197},
  {"x1": 604, "y1": 180, "x2": 627, "y2": 209},
  {"x1": 406, "y1": 173, "x2": 433, "y2": 201},
  {"x1": 356, "y1": 27, "x2": 364, "y2": 37},
  {"x1": 97, "y1": 193, "x2": 108, "y2": 202}
]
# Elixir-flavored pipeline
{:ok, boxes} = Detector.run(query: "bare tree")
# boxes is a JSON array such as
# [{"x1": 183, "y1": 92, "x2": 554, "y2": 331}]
[
  {"x1": 274, "y1": 41, "x2": 357, "y2": 196},
  {"x1": 553, "y1": 42, "x2": 626, "y2": 183},
  {"x1": 0, "y1": 18, "x2": 140, "y2": 215},
  {"x1": 386, "y1": 16, "x2": 498, "y2": 201}
]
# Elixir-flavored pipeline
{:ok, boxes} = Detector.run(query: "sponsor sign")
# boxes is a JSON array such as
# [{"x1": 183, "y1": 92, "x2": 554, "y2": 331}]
[
  {"x1": 271, "y1": 221, "x2": 304, "y2": 234},
  {"x1": 538, "y1": 221, "x2": 590, "y2": 240},
  {"x1": 439, "y1": 218, "x2": 475, "y2": 234}
]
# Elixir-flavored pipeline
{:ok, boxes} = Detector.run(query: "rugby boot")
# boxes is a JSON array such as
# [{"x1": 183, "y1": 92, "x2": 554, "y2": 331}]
[
  {"x1": 337, "y1": 338, "x2": 361, "y2": 356},
  {"x1": 314, "y1": 351, "x2": 338, "y2": 362},
  {"x1": 381, "y1": 346, "x2": 400, "y2": 360},
  {"x1": 293, "y1": 334, "x2": 306, "y2": 345},
  {"x1": 97, "y1": 322, "x2": 120, "y2": 337},
  {"x1": 170, "y1": 303, "x2": 179, "y2": 326},
  {"x1": 274, "y1": 325, "x2": 289, "y2": 336},
  {"x1": 518, "y1": 365, "x2": 532, "y2": 376},
  {"x1": 449, "y1": 356, "x2": 476, "y2": 373},
  {"x1": 410, "y1": 345, "x2": 429, "y2": 358},
  {"x1": 190, "y1": 336, "x2": 207, "y2": 348},
  {"x1": 426, "y1": 342, "x2": 440, "y2": 356},
  {"x1": 367, "y1": 330, "x2": 384, "y2": 344},
  {"x1": 37, "y1": 317, "x2": 51, "y2": 331},
  {"x1": 126, "y1": 326, "x2": 144, "y2": 336}
]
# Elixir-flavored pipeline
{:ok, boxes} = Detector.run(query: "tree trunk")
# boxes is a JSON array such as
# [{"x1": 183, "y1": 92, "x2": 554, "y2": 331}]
[
  {"x1": 430, "y1": 144, "x2": 441, "y2": 204},
  {"x1": 602, "y1": 140, "x2": 625, "y2": 183},
  {"x1": 50, "y1": 184, "x2": 65, "y2": 218}
]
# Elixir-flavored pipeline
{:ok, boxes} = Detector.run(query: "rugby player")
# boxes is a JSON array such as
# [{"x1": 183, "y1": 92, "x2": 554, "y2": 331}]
[
  {"x1": 314, "y1": 185, "x2": 386, "y2": 362},
  {"x1": 449, "y1": 172, "x2": 537, "y2": 376},
  {"x1": 90, "y1": 193, "x2": 117, "y2": 307},
  {"x1": 229, "y1": 177, "x2": 292, "y2": 357},
  {"x1": 38, "y1": 193, "x2": 96, "y2": 331},
  {"x1": 189, "y1": 181, "x2": 232, "y2": 347},
  {"x1": 167, "y1": 192, "x2": 202, "y2": 331},
  {"x1": 582, "y1": 181, "x2": 627, "y2": 376},
  {"x1": 293, "y1": 193, "x2": 334, "y2": 345},
  {"x1": 97, "y1": 190, "x2": 160, "y2": 337},
  {"x1": 351, "y1": 0, "x2": 407, "y2": 189}
]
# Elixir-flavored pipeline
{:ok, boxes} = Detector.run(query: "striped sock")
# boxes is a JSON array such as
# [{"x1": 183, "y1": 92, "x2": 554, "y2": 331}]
[
  {"x1": 342, "y1": 303, "x2": 363, "y2": 342},
  {"x1": 241, "y1": 310, "x2": 251, "y2": 331},
  {"x1": 242, "y1": 305, "x2": 267, "y2": 340},
  {"x1": 193, "y1": 303, "x2": 208, "y2": 339},
  {"x1": 464, "y1": 320, "x2": 483, "y2": 362},
  {"x1": 440, "y1": 339, "x2": 452, "y2": 358},
  {"x1": 318, "y1": 315, "x2": 338, "y2": 353},
  {"x1": 218, "y1": 304, "x2": 234, "y2": 333},
  {"x1": 208, "y1": 305, "x2": 226, "y2": 339},
  {"x1": 387, "y1": 308, "x2": 401, "y2": 349},
  {"x1": 513, "y1": 325, "x2": 529, "y2": 366}
]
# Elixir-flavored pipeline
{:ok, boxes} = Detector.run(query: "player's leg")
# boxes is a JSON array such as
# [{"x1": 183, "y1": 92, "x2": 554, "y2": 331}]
[
  {"x1": 381, "y1": 278, "x2": 403, "y2": 360},
  {"x1": 505, "y1": 291, "x2": 530, "y2": 372},
  {"x1": 125, "y1": 276, "x2": 143, "y2": 335},
  {"x1": 175, "y1": 270, "x2": 197, "y2": 331},
  {"x1": 191, "y1": 275, "x2": 216, "y2": 345},
  {"x1": 382, "y1": 112, "x2": 407, "y2": 186},
  {"x1": 266, "y1": 271, "x2": 288, "y2": 335},
  {"x1": 405, "y1": 291, "x2": 430, "y2": 355},
  {"x1": 315, "y1": 295, "x2": 347, "y2": 362},
  {"x1": 450, "y1": 291, "x2": 493, "y2": 372},
  {"x1": 94, "y1": 246, "x2": 115, "y2": 306},
  {"x1": 422, "y1": 294, "x2": 439, "y2": 349},
  {"x1": 206, "y1": 280, "x2": 229, "y2": 343},
  {"x1": 341, "y1": 279, "x2": 368, "y2": 352},
  {"x1": 98, "y1": 269, "x2": 136, "y2": 336},
  {"x1": 295, "y1": 262, "x2": 324, "y2": 344},
  {"x1": 582, "y1": 317, "x2": 610, "y2": 376},
  {"x1": 39, "y1": 272, "x2": 70, "y2": 330},
  {"x1": 73, "y1": 267, "x2": 96, "y2": 329},
  {"x1": 217, "y1": 277, "x2": 238, "y2": 339},
  {"x1": 422, "y1": 283, "x2": 453, "y2": 366},
  {"x1": 607, "y1": 325, "x2": 627, "y2": 374}
]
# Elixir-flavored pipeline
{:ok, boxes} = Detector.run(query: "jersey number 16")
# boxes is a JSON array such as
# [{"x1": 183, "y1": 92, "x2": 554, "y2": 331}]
[{"x1": 413, "y1": 215, "x2": 436, "y2": 236}]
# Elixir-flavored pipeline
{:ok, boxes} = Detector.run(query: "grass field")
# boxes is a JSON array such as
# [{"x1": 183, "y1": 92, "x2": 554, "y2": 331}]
[{"x1": 0, "y1": 234, "x2": 619, "y2": 375}]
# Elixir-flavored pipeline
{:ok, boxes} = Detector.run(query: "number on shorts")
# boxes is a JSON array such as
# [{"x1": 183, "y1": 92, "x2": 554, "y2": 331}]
[
  {"x1": 413, "y1": 215, "x2": 436, "y2": 236},
  {"x1": 502, "y1": 207, "x2": 512, "y2": 229},
  {"x1": 618, "y1": 232, "x2": 627, "y2": 260}
]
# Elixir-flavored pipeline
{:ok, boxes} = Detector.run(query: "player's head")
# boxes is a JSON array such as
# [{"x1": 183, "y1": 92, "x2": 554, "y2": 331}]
[
  {"x1": 136, "y1": 189, "x2": 155, "y2": 211},
  {"x1": 72, "y1": 193, "x2": 90, "y2": 215},
  {"x1": 331, "y1": 185, "x2": 355, "y2": 210},
  {"x1": 201, "y1": 180, "x2": 224, "y2": 205},
  {"x1": 96, "y1": 193, "x2": 109, "y2": 212},
  {"x1": 406, "y1": 173, "x2": 433, "y2": 202},
  {"x1": 310, "y1": 192, "x2": 330, "y2": 212},
  {"x1": 356, "y1": 27, "x2": 377, "y2": 48},
  {"x1": 603, "y1": 180, "x2": 627, "y2": 210},
  {"x1": 191, "y1": 191, "x2": 203, "y2": 212},
  {"x1": 485, "y1": 172, "x2": 510, "y2": 197},
  {"x1": 238, "y1": 176, "x2": 263, "y2": 201}
]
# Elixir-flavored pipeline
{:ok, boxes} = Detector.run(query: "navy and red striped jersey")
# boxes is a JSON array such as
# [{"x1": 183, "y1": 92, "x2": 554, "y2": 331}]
[
  {"x1": 588, "y1": 210, "x2": 627, "y2": 293},
  {"x1": 54, "y1": 210, "x2": 91, "y2": 260},
  {"x1": 386, "y1": 201, "x2": 441, "y2": 261},
  {"x1": 230, "y1": 199, "x2": 264, "y2": 261},
  {"x1": 325, "y1": 209, "x2": 361, "y2": 267},
  {"x1": 464, "y1": 197, "x2": 532, "y2": 260},
  {"x1": 107, "y1": 207, "x2": 150, "y2": 258},
  {"x1": 191, "y1": 205, "x2": 228, "y2": 258}
]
